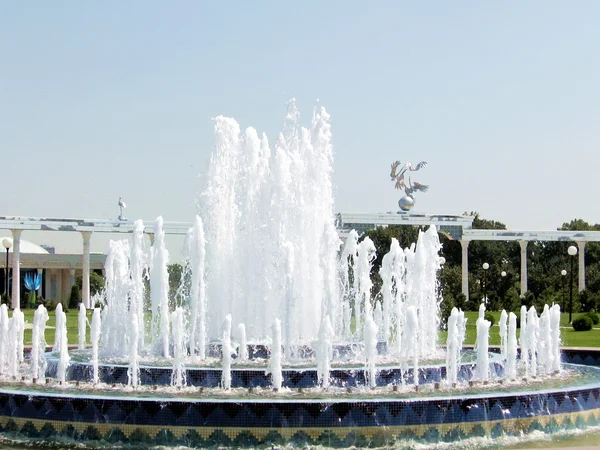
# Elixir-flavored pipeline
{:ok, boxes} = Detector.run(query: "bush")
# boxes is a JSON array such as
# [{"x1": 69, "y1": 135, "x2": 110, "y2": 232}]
[
  {"x1": 454, "y1": 293, "x2": 467, "y2": 311},
  {"x1": 440, "y1": 294, "x2": 455, "y2": 328},
  {"x1": 572, "y1": 315, "x2": 593, "y2": 331},
  {"x1": 40, "y1": 298, "x2": 56, "y2": 312},
  {"x1": 585, "y1": 311, "x2": 599, "y2": 325},
  {"x1": 524, "y1": 291, "x2": 536, "y2": 309},
  {"x1": 484, "y1": 312, "x2": 496, "y2": 326},
  {"x1": 578, "y1": 289, "x2": 595, "y2": 313},
  {"x1": 75, "y1": 271, "x2": 105, "y2": 296},
  {"x1": 69, "y1": 284, "x2": 81, "y2": 310}
]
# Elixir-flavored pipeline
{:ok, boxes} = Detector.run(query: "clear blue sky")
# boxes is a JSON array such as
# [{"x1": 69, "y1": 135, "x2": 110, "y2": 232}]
[{"x1": 1, "y1": 2, "x2": 599, "y2": 255}]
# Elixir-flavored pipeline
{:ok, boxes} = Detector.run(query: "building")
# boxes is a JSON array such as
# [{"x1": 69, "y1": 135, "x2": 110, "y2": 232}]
[{"x1": 0, "y1": 238, "x2": 105, "y2": 308}]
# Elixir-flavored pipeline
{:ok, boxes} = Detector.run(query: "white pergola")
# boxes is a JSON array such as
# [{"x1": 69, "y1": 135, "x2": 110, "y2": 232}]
[
  {"x1": 337, "y1": 212, "x2": 600, "y2": 301},
  {"x1": 3, "y1": 213, "x2": 600, "y2": 307},
  {"x1": 0, "y1": 216, "x2": 189, "y2": 309}
]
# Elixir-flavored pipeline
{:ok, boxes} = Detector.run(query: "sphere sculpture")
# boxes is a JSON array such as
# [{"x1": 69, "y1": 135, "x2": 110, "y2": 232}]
[
  {"x1": 398, "y1": 195, "x2": 415, "y2": 211},
  {"x1": 390, "y1": 160, "x2": 429, "y2": 211}
]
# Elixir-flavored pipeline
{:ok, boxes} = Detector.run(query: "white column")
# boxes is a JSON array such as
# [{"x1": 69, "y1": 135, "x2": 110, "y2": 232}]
[
  {"x1": 81, "y1": 231, "x2": 92, "y2": 309},
  {"x1": 519, "y1": 240, "x2": 528, "y2": 296},
  {"x1": 577, "y1": 241, "x2": 586, "y2": 292},
  {"x1": 460, "y1": 240, "x2": 469, "y2": 301},
  {"x1": 56, "y1": 269, "x2": 64, "y2": 307},
  {"x1": 10, "y1": 229, "x2": 22, "y2": 309}
]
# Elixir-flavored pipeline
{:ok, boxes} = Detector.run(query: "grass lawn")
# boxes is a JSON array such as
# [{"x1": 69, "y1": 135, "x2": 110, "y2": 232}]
[
  {"x1": 19, "y1": 308, "x2": 94, "y2": 347},
  {"x1": 438, "y1": 311, "x2": 600, "y2": 348},
  {"x1": 12, "y1": 308, "x2": 600, "y2": 349}
]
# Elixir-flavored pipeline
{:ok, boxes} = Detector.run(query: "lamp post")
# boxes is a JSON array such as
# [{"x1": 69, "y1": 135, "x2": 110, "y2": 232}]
[
  {"x1": 2, "y1": 238, "x2": 12, "y2": 304},
  {"x1": 482, "y1": 262, "x2": 489, "y2": 304},
  {"x1": 500, "y1": 270, "x2": 507, "y2": 309},
  {"x1": 560, "y1": 269, "x2": 567, "y2": 312},
  {"x1": 567, "y1": 246, "x2": 578, "y2": 323}
]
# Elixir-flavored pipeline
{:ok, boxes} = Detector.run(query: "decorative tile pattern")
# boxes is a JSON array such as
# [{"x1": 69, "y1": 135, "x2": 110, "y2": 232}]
[
  {"x1": 2, "y1": 349, "x2": 598, "y2": 447},
  {"x1": 562, "y1": 349, "x2": 600, "y2": 367},
  {"x1": 0, "y1": 385, "x2": 599, "y2": 445},
  {"x1": 0, "y1": 409, "x2": 598, "y2": 447},
  {"x1": 50, "y1": 360, "x2": 504, "y2": 388}
]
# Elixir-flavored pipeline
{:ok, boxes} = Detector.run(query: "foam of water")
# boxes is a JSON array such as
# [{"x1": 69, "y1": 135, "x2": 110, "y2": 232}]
[
  {"x1": 30, "y1": 305, "x2": 49, "y2": 382},
  {"x1": 83, "y1": 103, "x2": 562, "y2": 391},
  {"x1": 78, "y1": 303, "x2": 87, "y2": 350}
]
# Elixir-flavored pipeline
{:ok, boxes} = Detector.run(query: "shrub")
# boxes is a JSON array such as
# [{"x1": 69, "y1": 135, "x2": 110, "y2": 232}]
[
  {"x1": 440, "y1": 294, "x2": 455, "y2": 328},
  {"x1": 572, "y1": 315, "x2": 593, "y2": 332},
  {"x1": 484, "y1": 312, "x2": 495, "y2": 326},
  {"x1": 454, "y1": 293, "x2": 467, "y2": 311},
  {"x1": 577, "y1": 289, "x2": 595, "y2": 313},
  {"x1": 69, "y1": 284, "x2": 81, "y2": 310},
  {"x1": 524, "y1": 291, "x2": 536, "y2": 309},
  {"x1": 585, "y1": 311, "x2": 599, "y2": 325},
  {"x1": 43, "y1": 299, "x2": 56, "y2": 312}
]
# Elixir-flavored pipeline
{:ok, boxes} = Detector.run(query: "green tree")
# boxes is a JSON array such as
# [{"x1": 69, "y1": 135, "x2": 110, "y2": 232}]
[
  {"x1": 68, "y1": 284, "x2": 81, "y2": 310},
  {"x1": 362, "y1": 225, "x2": 421, "y2": 296},
  {"x1": 463, "y1": 212, "x2": 520, "y2": 310},
  {"x1": 352, "y1": 214, "x2": 600, "y2": 315},
  {"x1": 167, "y1": 263, "x2": 191, "y2": 308},
  {"x1": 75, "y1": 271, "x2": 105, "y2": 296}
]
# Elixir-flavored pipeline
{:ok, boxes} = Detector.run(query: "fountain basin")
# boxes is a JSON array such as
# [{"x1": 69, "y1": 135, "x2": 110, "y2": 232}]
[
  {"x1": 0, "y1": 350, "x2": 598, "y2": 447},
  {"x1": 48, "y1": 356, "x2": 499, "y2": 388}
]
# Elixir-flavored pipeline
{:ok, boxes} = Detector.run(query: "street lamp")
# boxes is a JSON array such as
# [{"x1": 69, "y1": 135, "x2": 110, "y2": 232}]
[
  {"x1": 567, "y1": 246, "x2": 578, "y2": 323},
  {"x1": 2, "y1": 238, "x2": 12, "y2": 304},
  {"x1": 561, "y1": 269, "x2": 567, "y2": 312},
  {"x1": 482, "y1": 262, "x2": 489, "y2": 304}
]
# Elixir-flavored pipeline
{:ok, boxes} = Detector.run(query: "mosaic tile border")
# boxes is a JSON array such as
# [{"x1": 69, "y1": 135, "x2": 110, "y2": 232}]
[
  {"x1": 0, "y1": 349, "x2": 597, "y2": 446},
  {"x1": 0, "y1": 408, "x2": 598, "y2": 447}
]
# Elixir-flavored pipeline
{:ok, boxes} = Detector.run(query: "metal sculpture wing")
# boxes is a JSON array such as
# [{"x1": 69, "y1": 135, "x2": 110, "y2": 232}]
[{"x1": 390, "y1": 160, "x2": 429, "y2": 198}]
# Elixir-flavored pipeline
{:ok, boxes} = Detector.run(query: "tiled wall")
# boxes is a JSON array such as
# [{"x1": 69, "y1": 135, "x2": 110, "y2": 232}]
[{"x1": 0, "y1": 349, "x2": 598, "y2": 447}]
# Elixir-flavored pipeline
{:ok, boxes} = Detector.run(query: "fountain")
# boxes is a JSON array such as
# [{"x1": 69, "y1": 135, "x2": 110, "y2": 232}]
[{"x1": 0, "y1": 101, "x2": 598, "y2": 448}]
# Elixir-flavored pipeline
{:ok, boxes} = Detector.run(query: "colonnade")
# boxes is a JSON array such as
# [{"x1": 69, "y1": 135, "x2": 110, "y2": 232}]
[
  {"x1": 3, "y1": 227, "x2": 594, "y2": 308},
  {"x1": 7, "y1": 229, "x2": 92, "y2": 310},
  {"x1": 460, "y1": 239, "x2": 587, "y2": 301}
]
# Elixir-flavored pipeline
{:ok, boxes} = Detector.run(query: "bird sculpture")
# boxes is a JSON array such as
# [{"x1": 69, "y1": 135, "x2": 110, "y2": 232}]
[
  {"x1": 390, "y1": 161, "x2": 429, "y2": 198},
  {"x1": 390, "y1": 160, "x2": 429, "y2": 211},
  {"x1": 118, "y1": 196, "x2": 127, "y2": 221}
]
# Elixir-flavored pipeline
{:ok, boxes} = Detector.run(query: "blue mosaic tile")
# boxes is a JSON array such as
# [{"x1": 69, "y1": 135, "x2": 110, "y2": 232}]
[
  {"x1": 574, "y1": 393, "x2": 587, "y2": 412},
  {"x1": 489, "y1": 400, "x2": 509, "y2": 421},
  {"x1": 373, "y1": 404, "x2": 393, "y2": 425},
  {"x1": 80, "y1": 401, "x2": 102, "y2": 422},
  {"x1": 55, "y1": 400, "x2": 78, "y2": 422},
  {"x1": 104, "y1": 402, "x2": 126, "y2": 423},
  {"x1": 400, "y1": 404, "x2": 422, "y2": 426},
  {"x1": 465, "y1": 401, "x2": 487, "y2": 422},
  {"x1": 15, "y1": 399, "x2": 39, "y2": 420},
  {"x1": 315, "y1": 404, "x2": 341, "y2": 426},
  {"x1": 445, "y1": 401, "x2": 465, "y2": 423},
  {"x1": 546, "y1": 395, "x2": 559, "y2": 416},
  {"x1": 38, "y1": 398, "x2": 57, "y2": 418},
  {"x1": 558, "y1": 394, "x2": 575, "y2": 414}
]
